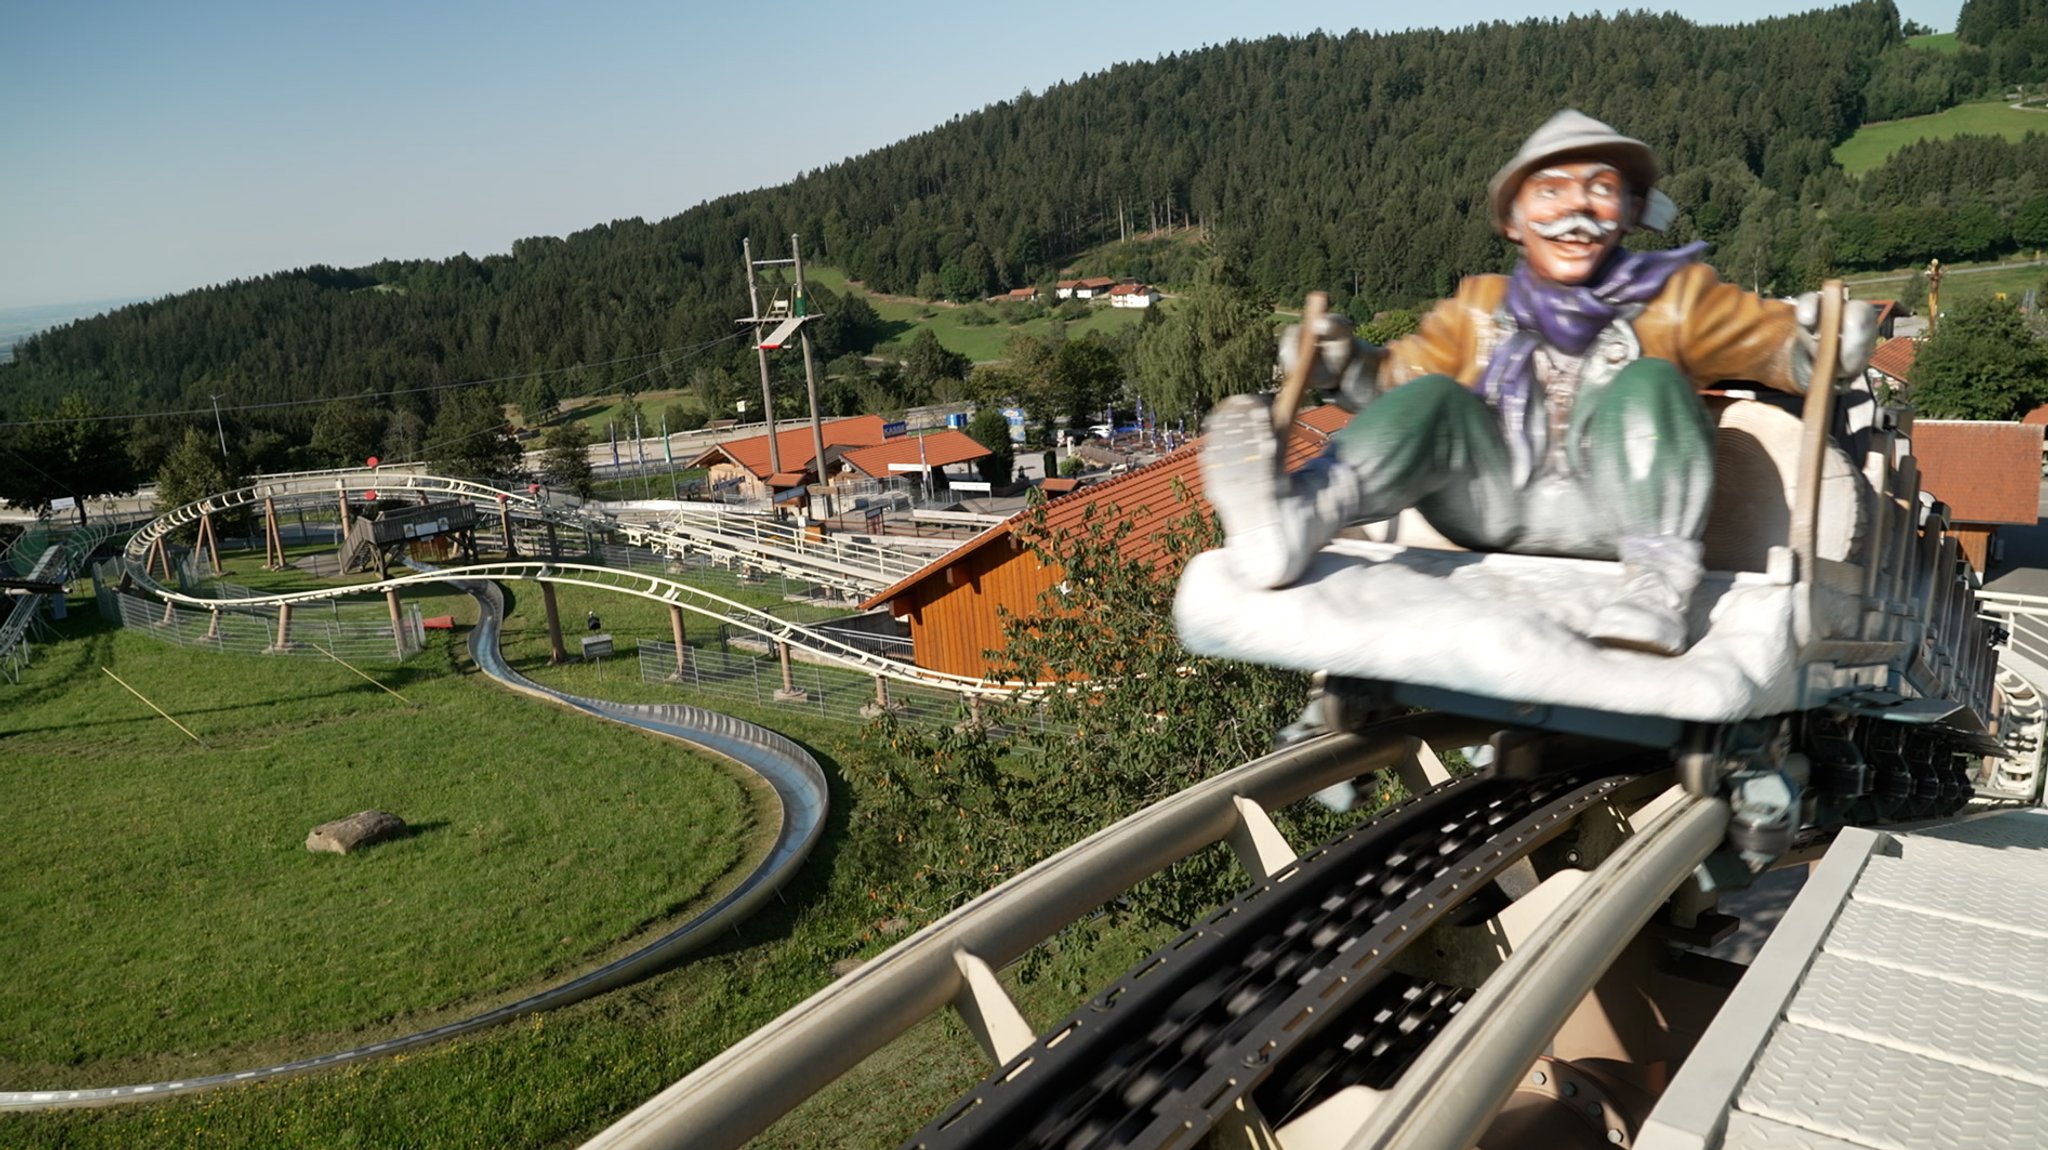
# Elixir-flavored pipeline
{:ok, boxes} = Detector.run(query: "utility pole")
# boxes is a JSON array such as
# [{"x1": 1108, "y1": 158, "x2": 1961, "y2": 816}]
[{"x1": 210, "y1": 394, "x2": 229, "y2": 460}]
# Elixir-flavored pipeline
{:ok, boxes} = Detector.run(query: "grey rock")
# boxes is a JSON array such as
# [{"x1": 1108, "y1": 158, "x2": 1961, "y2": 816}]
[{"x1": 307, "y1": 810, "x2": 407, "y2": 855}]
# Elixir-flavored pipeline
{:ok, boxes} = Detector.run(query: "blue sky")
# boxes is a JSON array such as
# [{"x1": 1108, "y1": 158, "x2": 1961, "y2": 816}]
[{"x1": 0, "y1": 1, "x2": 1961, "y2": 311}]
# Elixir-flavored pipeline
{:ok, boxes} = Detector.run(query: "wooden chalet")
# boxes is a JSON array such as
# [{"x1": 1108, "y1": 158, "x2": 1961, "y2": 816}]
[
  {"x1": 687, "y1": 415, "x2": 891, "y2": 499},
  {"x1": 861, "y1": 407, "x2": 1353, "y2": 679},
  {"x1": 1910, "y1": 420, "x2": 2044, "y2": 572}
]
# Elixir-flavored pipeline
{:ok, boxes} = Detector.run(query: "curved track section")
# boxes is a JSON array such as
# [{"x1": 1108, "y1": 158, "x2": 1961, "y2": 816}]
[
  {"x1": 0, "y1": 573, "x2": 830, "y2": 1111},
  {"x1": 119, "y1": 475, "x2": 1023, "y2": 697}
]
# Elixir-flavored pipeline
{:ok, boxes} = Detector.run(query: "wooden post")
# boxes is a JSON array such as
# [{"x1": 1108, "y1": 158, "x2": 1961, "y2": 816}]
[
  {"x1": 540, "y1": 582, "x2": 569, "y2": 664},
  {"x1": 498, "y1": 494, "x2": 517, "y2": 557},
  {"x1": 774, "y1": 640, "x2": 806, "y2": 701},
  {"x1": 386, "y1": 587, "x2": 406, "y2": 659},
  {"x1": 274, "y1": 602, "x2": 293, "y2": 651},
  {"x1": 669, "y1": 604, "x2": 688, "y2": 679},
  {"x1": 198, "y1": 507, "x2": 222, "y2": 575},
  {"x1": 337, "y1": 483, "x2": 353, "y2": 540},
  {"x1": 263, "y1": 495, "x2": 286, "y2": 569},
  {"x1": 206, "y1": 608, "x2": 221, "y2": 641}
]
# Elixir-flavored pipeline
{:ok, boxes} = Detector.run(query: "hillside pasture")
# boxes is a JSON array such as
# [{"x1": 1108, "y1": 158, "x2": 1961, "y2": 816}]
[
  {"x1": 1835, "y1": 101, "x2": 2048, "y2": 174},
  {"x1": 0, "y1": 605, "x2": 763, "y2": 1091}
]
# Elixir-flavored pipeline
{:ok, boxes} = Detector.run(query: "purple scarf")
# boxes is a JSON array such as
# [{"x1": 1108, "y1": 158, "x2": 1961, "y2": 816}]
[{"x1": 1477, "y1": 241, "x2": 1707, "y2": 484}]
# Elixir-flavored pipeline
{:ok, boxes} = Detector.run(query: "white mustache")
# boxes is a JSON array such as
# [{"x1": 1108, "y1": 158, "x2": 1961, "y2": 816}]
[{"x1": 1528, "y1": 212, "x2": 1620, "y2": 242}]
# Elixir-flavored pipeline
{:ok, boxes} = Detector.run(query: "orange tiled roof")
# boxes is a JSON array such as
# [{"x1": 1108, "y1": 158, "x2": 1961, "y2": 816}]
[
  {"x1": 860, "y1": 407, "x2": 1354, "y2": 610},
  {"x1": 686, "y1": 415, "x2": 889, "y2": 478},
  {"x1": 1912, "y1": 420, "x2": 2042, "y2": 526},
  {"x1": 838, "y1": 429, "x2": 991, "y2": 478},
  {"x1": 1869, "y1": 338, "x2": 1917, "y2": 384}
]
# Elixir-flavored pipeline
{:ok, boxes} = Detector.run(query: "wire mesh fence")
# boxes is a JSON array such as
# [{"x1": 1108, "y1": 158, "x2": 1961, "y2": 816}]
[
  {"x1": 635, "y1": 639, "x2": 1059, "y2": 734},
  {"x1": 92, "y1": 558, "x2": 425, "y2": 662}
]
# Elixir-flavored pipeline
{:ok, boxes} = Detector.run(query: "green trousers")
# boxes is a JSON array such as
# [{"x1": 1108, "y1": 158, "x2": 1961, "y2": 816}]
[{"x1": 1326, "y1": 358, "x2": 1716, "y2": 559}]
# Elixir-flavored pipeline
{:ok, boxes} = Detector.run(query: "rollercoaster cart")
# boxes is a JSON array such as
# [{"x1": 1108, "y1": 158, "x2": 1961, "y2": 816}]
[{"x1": 1175, "y1": 283, "x2": 2002, "y2": 865}]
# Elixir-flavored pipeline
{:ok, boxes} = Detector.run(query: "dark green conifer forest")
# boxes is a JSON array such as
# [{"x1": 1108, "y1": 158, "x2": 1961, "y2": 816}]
[{"x1": 5, "y1": 0, "x2": 2048, "y2": 502}]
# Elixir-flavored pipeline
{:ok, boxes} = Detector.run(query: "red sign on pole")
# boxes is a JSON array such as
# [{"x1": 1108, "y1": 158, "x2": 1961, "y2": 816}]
[
  {"x1": 364, "y1": 490, "x2": 378, "y2": 502},
  {"x1": 366, "y1": 456, "x2": 380, "y2": 469}
]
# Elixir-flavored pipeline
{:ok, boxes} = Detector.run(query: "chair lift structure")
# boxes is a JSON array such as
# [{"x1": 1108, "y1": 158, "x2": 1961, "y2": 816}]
[{"x1": 738, "y1": 235, "x2": 830, "y2": 493}]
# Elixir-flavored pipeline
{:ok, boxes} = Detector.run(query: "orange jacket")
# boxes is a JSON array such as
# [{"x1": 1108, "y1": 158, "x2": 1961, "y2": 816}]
[{"x1": 1378, "y1": 263, "x2": 1803, "y2": 395}]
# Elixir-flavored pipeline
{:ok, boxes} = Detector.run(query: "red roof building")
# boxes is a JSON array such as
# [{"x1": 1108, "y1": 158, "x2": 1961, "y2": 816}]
[
  {"x1": 838, "y1": 430, "x2": 992, "y2": 480},
  {"x1": 1910, "y1": 419, "x2": 2043, "y2": 571},
  {"x1": 862, "y1": 408, "x2": 1353, "y2": 678},
  {"x1": 1868, "y1": 338, "x2": 1918, "y2": 392},
  {"x1": 687, "y1": 415, "x2": 891, "y2": 494}
]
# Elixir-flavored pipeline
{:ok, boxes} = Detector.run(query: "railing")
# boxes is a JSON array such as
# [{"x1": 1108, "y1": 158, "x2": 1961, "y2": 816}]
[
  {"x1": 636, "y1": 640, "x2": 1057, "y2": 733},
  {"x1": 1978, "y1": 589, "x2": 2048, "y2": 802}
]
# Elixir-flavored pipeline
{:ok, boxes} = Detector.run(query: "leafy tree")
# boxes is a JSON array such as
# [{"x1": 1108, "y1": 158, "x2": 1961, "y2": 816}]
[
  {"x1": 539, "y1": 421, "x2": 597, "y2": 499},
  {"x1": 309, "y1": 400, "x2": 388, "y2": 466},
  {"x1": 1911, "y1": 296, "x2": 2048, "y2": 419},
  {"x1": 967, "y1": 407, "x2": 1014, "y2": 486},
  {"x1": 427, "y1": 389, "x2": 523, "y2": 481},
  {"x1": 154, "y1": 427, "x2": 240, "y2": 513},
  {"x1": 1053, "y1": 337, "x2": 1124, "y2": 428},
  {"x1": 0, "y1": 394, "x2": 138, "y2": 522},
  {"x1": 520, "y1": 375, "x2": 560, "y2": 425},
  {"x1": 838, "y1": 493, "x2": 1320, "y2": 926},
  {"x1": 1132, "y1": 258, "x2": 1274, "y2": 422},
  {"x1": 901, "y1": 327, "x2": 971, "y2": 393}
]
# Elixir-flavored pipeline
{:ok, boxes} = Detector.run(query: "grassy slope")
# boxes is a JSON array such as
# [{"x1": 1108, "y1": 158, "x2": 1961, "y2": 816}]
[
  {"x1": 1846, "y1": 256, "x2": 2048, "y2": 308},
  {"x1": 0, "y1": 604, "x2": 761, "y2": 1089},
  {"x1": 0, "y1": 578, "x2": 1186, "y2": 1148},
  {"x1": 803, "y1": 264, "x2": 1155, "y2": 363},
  {"x1": 1835, "y1": 101, "x2": 2048, "y2": 174},
  {"x1": 1906, "y1": 32, "x2": 1959, "y2": 54}
]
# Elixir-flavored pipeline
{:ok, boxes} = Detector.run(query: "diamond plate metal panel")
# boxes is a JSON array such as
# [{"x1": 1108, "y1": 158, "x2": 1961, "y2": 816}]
[
  {"x1": 1741, "y1": 1022, "x2": 2048, "y2": 1149},
  {"x1": 1898, "y1": 810, "x2": 2048, "y2": 856},
  {"x1": 1788, "y1": 953, "x2": 2048, "y2": 1083},
  {"x1": 1824, "y1": 899, "x2": 2048, "y2": 997},
  {"x1": 1853, "y1": 854, "x2": 2048, "y2": 937},
  {"x1": 1723, "y1": 1111, "x2": 1885, "y2": 1150}
]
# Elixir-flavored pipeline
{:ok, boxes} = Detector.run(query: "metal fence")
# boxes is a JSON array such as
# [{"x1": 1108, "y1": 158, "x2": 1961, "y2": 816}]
[
  {"x1": 93, "y1": 559, "x2": 425, "y2": 662},
  {"x1": 635, "y1": 639, "x2": 1056, "y2": 733}
]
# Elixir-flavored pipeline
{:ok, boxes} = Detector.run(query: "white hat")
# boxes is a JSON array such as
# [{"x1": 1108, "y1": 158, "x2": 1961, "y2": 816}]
[{"x1": 1488, "y1": 109, "x2": 1675, "y2": 235}]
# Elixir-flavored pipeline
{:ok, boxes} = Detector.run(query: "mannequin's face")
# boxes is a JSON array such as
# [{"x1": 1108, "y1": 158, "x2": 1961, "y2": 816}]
[{"x1": 1506, "y1": 161, "x2": 1628, "y2": 285}]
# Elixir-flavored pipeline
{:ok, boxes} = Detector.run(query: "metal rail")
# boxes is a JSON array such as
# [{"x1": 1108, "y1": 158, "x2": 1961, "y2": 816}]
[
  {"x1": 116, "y1": 477, "x2": 1021, "y2": 697},
  {"x1": 1341, "y1": 791, "x2": 1728, "y2": 1150},
  {"x1": 579, "y1": 731, "x2": 1423, "y2": 1150}
]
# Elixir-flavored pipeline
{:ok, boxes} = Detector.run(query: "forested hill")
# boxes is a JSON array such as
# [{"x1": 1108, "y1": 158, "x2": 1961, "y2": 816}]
[{"x1": 8, "y1": 0, "x2": 2048, "y2": 460}]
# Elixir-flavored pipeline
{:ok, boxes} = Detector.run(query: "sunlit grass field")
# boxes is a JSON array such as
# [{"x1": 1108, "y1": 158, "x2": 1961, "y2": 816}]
[
  {"x1": 0, "y1": 571, "x2": 1187, "y2": 1148},
  {"x1": 0, "y1": 602, "x2": 761, "y2": 1091},
  {"x1": 802, "y1": 263, "x2": 1156, "y2": 362},
  {"x1": 1835, "y1": 100, "x2": 2048, "y2": 174}
]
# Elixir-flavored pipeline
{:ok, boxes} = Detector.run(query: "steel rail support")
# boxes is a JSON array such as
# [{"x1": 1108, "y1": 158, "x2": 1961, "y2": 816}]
[
  {"x1": 578, "y1": 733, "x2": 1412, "y2": 1150},
  {"x1": 1337, "y1": 792, "x2": 1729, "y2": 1150}
]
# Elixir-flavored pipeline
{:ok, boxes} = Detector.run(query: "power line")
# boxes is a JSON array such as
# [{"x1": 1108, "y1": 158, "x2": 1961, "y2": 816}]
[{"x1": 0, "y1": 330, "x2": 750, "y2": 430}]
